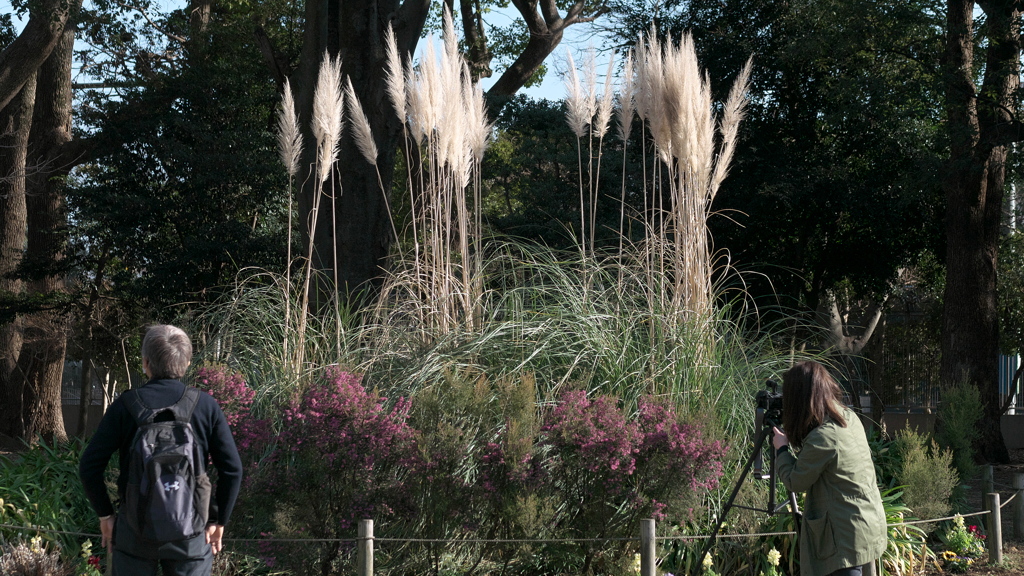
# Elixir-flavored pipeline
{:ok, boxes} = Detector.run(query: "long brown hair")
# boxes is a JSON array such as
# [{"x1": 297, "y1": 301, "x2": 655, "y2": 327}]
[{"x1": 780, "y1": 361, "x2": 847, "y2": 449}]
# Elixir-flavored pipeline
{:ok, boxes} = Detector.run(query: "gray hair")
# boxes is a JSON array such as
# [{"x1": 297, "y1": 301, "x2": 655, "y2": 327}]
[{"x1": 141, "y1": 324, "x2": 193, "y2": 379}]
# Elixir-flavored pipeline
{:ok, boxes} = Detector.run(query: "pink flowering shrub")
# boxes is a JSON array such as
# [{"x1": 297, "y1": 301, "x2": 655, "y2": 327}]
[
  {"x1": 538, "y1": 390, "x2": 725, "y2": 573},
  {"x1": 272, "y1": 368, "x2": 420, "y2": 570},
  {"x1": 194, "y1": 367, "x2": 727, "y2": 575},
  {"x1": 192, "y1": 366, "x2": 272, "y2": 461}
]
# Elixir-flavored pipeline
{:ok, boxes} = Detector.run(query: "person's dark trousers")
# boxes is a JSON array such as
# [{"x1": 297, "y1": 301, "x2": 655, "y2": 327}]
[
  {"x1": 829, "y1": 564, "x2": 872, "y2": 576},
  {"x1": 112, "y1": 513, "x2": 213, "y2": 576}
]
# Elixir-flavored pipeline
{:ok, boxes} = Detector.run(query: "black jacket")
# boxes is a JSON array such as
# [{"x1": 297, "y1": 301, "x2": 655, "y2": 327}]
[{"x1": 79, "y1": 378, "x2": 243, "y2": 526}]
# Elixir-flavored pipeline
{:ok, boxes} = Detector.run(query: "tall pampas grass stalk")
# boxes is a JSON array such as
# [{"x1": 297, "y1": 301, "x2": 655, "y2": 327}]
[
  {"x1": 564, "y1": 49, "x2": 590, "y2": 258},
  {"x1": 276, "y1": 78, "x2": 302, "y2": 362},
  {"x1": 563, "y1": 28, "x2": 752, "y2": 336},
  {"x1": 347, "y1": 76, "x2": 400, "y2": 243},
  {"x1": 297, "y1": 50, "x2": 344, "y2": 372},
  {"x1": 380, "y1": 6, "x2": 492, "y2": 334},
  {"x1": 616, "y1": 51, "x2": 636, "y2": 282},
  {"x1": 591, "y1": 51, "x2": 616, "y2": 253}
]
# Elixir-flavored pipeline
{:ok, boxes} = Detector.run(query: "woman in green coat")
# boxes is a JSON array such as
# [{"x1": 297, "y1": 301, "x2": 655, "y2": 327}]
[{"x1": 771, "y1": 361, "x2": 887, "y2": 576}]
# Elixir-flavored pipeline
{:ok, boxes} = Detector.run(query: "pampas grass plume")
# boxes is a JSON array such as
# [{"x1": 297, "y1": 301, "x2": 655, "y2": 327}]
[
  {"x1": 277, "y1": 78, "x2": 302, "y2": 177},
  {"x1": 709, "y1": 57, "x2": 752, "y2": 197},
  {"x1": 313, "y1": 52, "x2": 344, "y2": 182},
  {"x1": 564, "y1": 50, "x2": 589, "y2": 138},
  {"x1": 593, "y1": 51, "x2": 616, "y2": 139},
  {"x1": 346, "y1": 77, "x2": 378, "y2": 165},
  {"x1": 617, "y1": 51, "x2": 636, "y2": 142},
  {"x1": 384, "y1": 25, "x2": 407, "y2": 123}
]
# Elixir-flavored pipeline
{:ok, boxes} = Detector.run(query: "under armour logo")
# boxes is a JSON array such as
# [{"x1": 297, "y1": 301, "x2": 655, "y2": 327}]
[{"x1": 163, "y1": 481, "x2": 180, "y2": 492}]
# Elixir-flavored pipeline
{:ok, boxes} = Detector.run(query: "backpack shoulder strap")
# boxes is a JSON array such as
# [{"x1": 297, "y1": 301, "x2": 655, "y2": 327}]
[
  {"x1": 122, "y1": 389, "x2": 156, "y2": 426},
  {"x1": 167, "y1": 386, "x2": 201, "y2": 423}
]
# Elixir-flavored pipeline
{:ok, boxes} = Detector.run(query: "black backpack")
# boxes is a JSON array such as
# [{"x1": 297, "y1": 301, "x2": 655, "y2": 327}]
[{"x1": 122, "y1": 387, "x2": 212, "y2": 542}]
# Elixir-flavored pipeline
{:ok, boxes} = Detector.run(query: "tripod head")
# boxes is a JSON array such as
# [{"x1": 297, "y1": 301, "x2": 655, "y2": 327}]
[{"x1": 753, "y1": 379, "x2": 782, "y2": 479}]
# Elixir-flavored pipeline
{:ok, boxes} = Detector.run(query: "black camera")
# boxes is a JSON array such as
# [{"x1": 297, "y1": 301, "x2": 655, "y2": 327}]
[{"x1": 755, "y1": 379, "x2": 783, "y2": 428}]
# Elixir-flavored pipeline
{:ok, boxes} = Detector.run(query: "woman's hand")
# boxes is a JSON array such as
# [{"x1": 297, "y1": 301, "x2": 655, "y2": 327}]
[{"x1": 772, "y1": 427, "x2": 789, "y2": 450}]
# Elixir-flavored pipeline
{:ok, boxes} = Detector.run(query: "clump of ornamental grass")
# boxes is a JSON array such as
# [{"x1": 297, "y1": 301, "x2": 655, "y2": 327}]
[
  {"x1": 275, "y1": 78, "x2": 302, "y2": 365},
  {"x1": 379, "y1": 7, "x2": 492, "y2": 336},
  {"x1": 567, "y1": 29, "x2": 752, "y2": 329}
]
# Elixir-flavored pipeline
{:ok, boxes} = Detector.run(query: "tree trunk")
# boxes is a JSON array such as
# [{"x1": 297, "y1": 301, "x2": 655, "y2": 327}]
[
  {"x1": 0, "y1": 74, "x2": 35, "y2": 438},
  {"x1": 295, "y1": 0, "x2": 429, "y2": 299},
  {"x1": 0, "y1": 0, "x2": 79, "y2": 112},
  {"x1": 940, "y1": 0, "x2": 1018, "y2": 464},
  {"x1": 10, "y1": 24, "x2": 77, "y2": 444}
]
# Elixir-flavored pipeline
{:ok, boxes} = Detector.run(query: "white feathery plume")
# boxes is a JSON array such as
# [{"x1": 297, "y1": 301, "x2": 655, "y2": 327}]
[
  {"x1": 582, "y1": 47, "x2": 598, "y2": 125},
  {"x1": 384, "y1": 25, "x2": 407, "y2": 123},
  {"x1": 346, "y1": 77, "x2": 378, "y2": 165},
  {"x1": 406, "y1": 59, "x2": 427, "y2": 143},
  {"x1": 312, "y1": 52, "x2": 344, "y2": 182},
  {"x1": 463, "y1": 72, "x2": 492, "y2": 162},
  {"x1": 419, "y1": 40, "x2": 441, "y2": 135},
  {"x1": 276, "y1": 78, "x2": 302, "y2": 177},
  {"x1": 617, "y1": 51, "x2": 636, "y2": 142},
  {"x1": 593, "y1": 51, "x2": 616, "y2": 139},
  {"x1": 709, "y1": 57, "x2": 752, "y2": 198},
  {"x1": 563, "y1": 49, "x2": 589, "y2": 138}
]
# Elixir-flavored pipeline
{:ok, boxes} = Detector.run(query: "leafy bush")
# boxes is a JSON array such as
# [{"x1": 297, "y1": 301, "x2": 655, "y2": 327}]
[
  {"x1": 893, "y1": 428, "x2": 958, "y2": 526},
  {"x1": 0, "y1": 440, "x2": 101, "y2": 559},
  {"x1": 878, "y1": 488, "x2": 933, "y2": 576},
  {"x1": 935, "y1": 381, "x2": 983, "y2": 483}
]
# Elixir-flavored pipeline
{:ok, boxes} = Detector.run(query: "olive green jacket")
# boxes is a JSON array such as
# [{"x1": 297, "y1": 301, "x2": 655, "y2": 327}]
[{"x1": 776, "y1": 407, "x2": 886, "y2": 576}]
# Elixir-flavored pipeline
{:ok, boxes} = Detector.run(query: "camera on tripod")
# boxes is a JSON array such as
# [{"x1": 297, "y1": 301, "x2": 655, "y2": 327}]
[
  {"x1": 755, "y1": 379, "x2": 783, "y2": 428},
  {"x1": 694, "y1": 378, "x2": 800, "y2": 573},
  {"x1": 753, "y1": 380, "x2": 782, "y2": 479}
]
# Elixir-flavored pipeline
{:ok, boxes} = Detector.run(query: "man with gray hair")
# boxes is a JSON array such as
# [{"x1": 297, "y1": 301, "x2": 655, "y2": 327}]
[{"x1": 80, "y1": 324, "x2": 243, "y2": 576}]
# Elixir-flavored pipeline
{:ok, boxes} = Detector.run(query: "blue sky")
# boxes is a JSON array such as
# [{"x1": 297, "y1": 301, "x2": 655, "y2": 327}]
[{"x1": 2, "y1": 0, "x2": 617, "y2": 102}]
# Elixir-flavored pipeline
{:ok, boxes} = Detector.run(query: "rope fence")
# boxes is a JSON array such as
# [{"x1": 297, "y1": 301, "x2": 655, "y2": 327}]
[{"x1": 2, "y1": 470, "x2": 1022, "y2": 576}]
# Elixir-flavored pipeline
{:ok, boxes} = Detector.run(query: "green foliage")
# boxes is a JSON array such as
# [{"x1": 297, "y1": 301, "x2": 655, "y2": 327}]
[
  {"x1": 936, "y1": 515, "x2": 986, "y2": 573},
  {"x1": 935, "y1": 381, "x2": 983, "y2": 483},
  {"x1": 878, "y1": 488, "x2": 933, "y2": 576},
  {"x1": 998, "y1": 231, "x2": 1024, "y2": 356},
  {"x1": 482, "y1": 98, "x2": 636, "y2": 249},
  {"x1": 892, "y1": 429, "x2": 957, "y2": 527},
  {"x1": 68, "y1": 0, "x2": 295, "y2": 328},
  {"x1": 0, "y1": 440, "x2": 102, "y2": 559}
]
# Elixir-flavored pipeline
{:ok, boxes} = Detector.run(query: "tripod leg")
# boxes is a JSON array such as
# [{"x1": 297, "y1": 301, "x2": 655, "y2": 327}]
[{"x1": 691, "y1": 426, "x2": 772, "y2": 576}]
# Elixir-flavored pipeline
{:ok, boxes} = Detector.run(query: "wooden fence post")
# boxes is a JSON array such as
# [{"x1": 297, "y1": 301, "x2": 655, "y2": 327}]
[
  {"x1": 358, "y1": 519, "x2": 374, "y2": 576},
  {"x1": 640, "y1": 518, "x2": 656, "y2": 576},
  {"x1": 988, "y1": 494, "x2": 1002, "y2": 565},
  {"x1": 1014, "y1": 473, "x2": 1024, "y2": 540}
]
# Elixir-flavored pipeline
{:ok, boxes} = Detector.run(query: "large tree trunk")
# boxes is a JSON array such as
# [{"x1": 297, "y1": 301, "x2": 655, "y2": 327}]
[
  {"x1": 0, "y1": 74, "x2": 35, "y2": 438},
  {"x1": 9, "y1": 24, "x2": 77, "y2": 443},
  {"x1": 940, "y1": 0, "x2": 1018, "y2": 463},
  {"x1": 295, "y1": 0, "x2": 429, "y2": 298},
  {"x1": 0, "y1": 0, "x2": 79, "y2": 112}
]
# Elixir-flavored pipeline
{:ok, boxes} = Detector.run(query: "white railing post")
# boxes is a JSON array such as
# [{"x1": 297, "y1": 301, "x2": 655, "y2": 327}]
[
  {"x1": 358, "y1": 519, "x2": 374, "y2": 576},
  {"x1": 640, "y1": 518, "x2": 656, "y2": 576}
]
